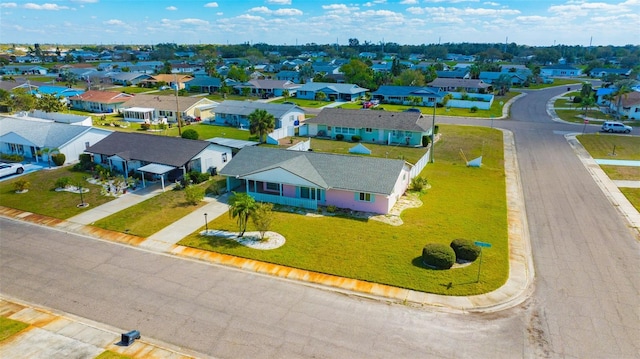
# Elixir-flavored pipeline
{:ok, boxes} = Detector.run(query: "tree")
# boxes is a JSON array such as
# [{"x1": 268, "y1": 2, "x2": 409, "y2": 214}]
[
  {"x1": 580, "y1": 82, "x2": 593, "y2": 99},
  {"x1": 340, "y1": 59, "x2": 375, "y2": 89},
  {"x1": 11, "y1": 89, "x2": 36, "y2": 112},
  {"x1": 228, "y1": 192, "x2": 257, "y2": 237},
  {"x1": 184, "y1": 185, "x2": 205, "y2": 205},
  {"x1": 581, "y1": 96, "x2": 596, "y2": 118},
  {"x1": 315, "y1": 91, "x2": 327, "y2": 102},
  {"x1": 348, "y1": 38, "x2": 360, "y2": 47},
  {"x1": 36, "y1": 94, "x2": 66, "y2": 113},
  {"x1": 248, "y1": 109, "x2": 276, "y2": 143},
  {"x1": 393, "y1": 69, "x2": 425, "y2": 86},
  {"x1": 612, "y1": 79, "x2": 635, "y2": 120},
  {"x1": 494, "y1": 74, "x2": 512, "y2": 96},
  {"x1": 282, "y1": 89, "x2": 290, "y2": 100},
  {"x1": 407, "y1": 96, "x2": 422, "y2": 107},
  {"x1": 251, "y1": 202, "x2": 274, "y2": 240},
  {"x1": 59, "y1": 70, "x2": 78, "y2": 87}
]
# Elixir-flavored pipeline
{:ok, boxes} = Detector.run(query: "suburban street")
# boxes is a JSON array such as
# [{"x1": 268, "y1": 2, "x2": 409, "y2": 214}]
[{"x1": 1, "y1": 86, "x2": 639, "y2": 358}]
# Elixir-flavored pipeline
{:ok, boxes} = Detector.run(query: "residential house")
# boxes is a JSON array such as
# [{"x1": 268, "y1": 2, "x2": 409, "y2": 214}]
[
  {"x1": 589, "y1": 68, "x2": 632, "y2": 79},
  {"x1": 233, "y1": 79, "x2": 301, "y2": 98},
  {"x1": 140, "y1": 74, "x2": 193, "y2": 89},
  {"x1": 371, "y1": 62, "x2": 393, "y2": 73},
  {"x1": 595, "y1": 87, "x2": 616, "y2": 106},
  {"x1": 303, "y1": 108, "x2": 432, "y2": 147},
  {"x1": 120, "y1": 94, "x2": 217, "y2": 123},
  {"x1": 69, "y1": 90, "x2": 134, "y2": 113},
  {"x1": 427, "y1": 78, "x2": 491, "y2": 93},
  {"x1": 479, "y1": 71, "x2": 527, "y2": 85},
  {"x1": 0, "y1": 115, "x2": 112, "y2": 164},
  {"x1": 436, "y1": 70, "x2": 470, "y2": 79},
  {"x1": 184, "y1": 76, "x2": 222, "y2": 93},
  {"x1": 0, "y1": 65, "x2": 48, "y2": 75},
  {"x1": 220, "y1": 146, "x2": 412, "y2": 215},
  {"x1": 371, "y1": 85, "x2": 444, "y2": 106},
  {"x1": 610, "y1": 91, "x2": 640, "y2": 120},
  {"x1": 85, "y1": 132, "x2": 232, "y2": 188},
  {"x1": 295, "y1": 82, "x2": 368, "y2": 101},
  {"x1": 212, "y1": 100, "x2": 305, "y2": 143},
  {"x1": 540, "y1": 64, "x2": 582, "y2": 77},
  {"x1": 275, "y1": 70, "x2": 301, "y2": 83},
  {"x1": 108, "y1": 72, "x2": 152, "y2": 86}
]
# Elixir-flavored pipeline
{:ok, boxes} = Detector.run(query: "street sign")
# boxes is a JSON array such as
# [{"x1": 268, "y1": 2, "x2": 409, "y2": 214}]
[
  {"x1": 474, "y1": 241, "x2": 492, "y2": 248},
  {"x1": 584, "y1": 119, "x2": 589, "y2": 124}
]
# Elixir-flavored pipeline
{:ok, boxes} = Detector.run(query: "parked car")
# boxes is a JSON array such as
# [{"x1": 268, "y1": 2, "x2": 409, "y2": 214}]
[
  {"x1": 404, "y1": 108, "x2": 421, "y2": 113},
  {"x1": 0, "y1": 162, "x2": 25, "y2": 177},
  {"x1": 601, "y1": 121, "x2": 632, "y2": 133}
]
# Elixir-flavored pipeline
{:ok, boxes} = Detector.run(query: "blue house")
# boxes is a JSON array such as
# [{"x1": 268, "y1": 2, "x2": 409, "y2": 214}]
[
  {"x1": 540, "y1": 64, "x2": 581, "y2": 77},
  {"x1": 295, "y1": 82, "x2": 368, "y2": 102},
  {"x1": 184, "y1": 76, "x2": 222, "y2": 93},
  {"x1": 371, "y1": 86, "x2": 444, "y2": 106},
  {"x1": 479, "y1": 72, "x2": 527, "y2": 85}
]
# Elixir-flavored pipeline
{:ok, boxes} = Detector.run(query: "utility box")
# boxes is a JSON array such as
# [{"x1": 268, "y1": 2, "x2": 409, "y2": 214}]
[{"x1": 121, "y1": 330, "x2": 141, "y2": 346}]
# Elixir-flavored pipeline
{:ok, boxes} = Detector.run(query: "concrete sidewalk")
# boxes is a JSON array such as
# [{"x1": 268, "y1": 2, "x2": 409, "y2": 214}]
[{"x1": 0, "y1": 297, "x2": 208, "y2": 359}]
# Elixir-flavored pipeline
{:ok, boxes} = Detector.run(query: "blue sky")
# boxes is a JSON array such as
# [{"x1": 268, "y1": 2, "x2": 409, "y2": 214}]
[{"x1": 1, "y1": 0, "x2": 639, "y2": 46}]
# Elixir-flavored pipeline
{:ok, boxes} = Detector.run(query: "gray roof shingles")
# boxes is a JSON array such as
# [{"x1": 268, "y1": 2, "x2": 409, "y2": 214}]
[
  {"x1": 214, "y1": 100, "x2": 302, "y2": 118},
  {"x1": 220, "y1": 146, "x2": 406, "y2": 195},
  {"x1": 85, "y1": 132, "x2": 211, "y2": 167},
  {"x1": 0, "y1": 117, "x2": 92, "y2": 148},
  {"x1": 305, "y1": 108, "x2": 431, "y2": 132}
]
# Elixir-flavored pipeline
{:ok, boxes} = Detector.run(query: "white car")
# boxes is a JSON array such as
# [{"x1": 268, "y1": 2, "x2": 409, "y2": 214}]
[
  {"x1": 601, "y1": 121, "x2": 632, "y2": 133},
  {"x1": 0, "y1": 162, "x2": 25, "y2": 177}
]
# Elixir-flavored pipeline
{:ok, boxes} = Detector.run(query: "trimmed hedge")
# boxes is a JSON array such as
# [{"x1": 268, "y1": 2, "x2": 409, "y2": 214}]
[
  {"x1": 51, "y1": 153, "x2": 66, "y2": 166},
  {"x1": 422, "y1": 243, "x2": 455, "y2": 269},
  {"x1": 450, "y1": 238, "x2": 481, "y2": 262}
]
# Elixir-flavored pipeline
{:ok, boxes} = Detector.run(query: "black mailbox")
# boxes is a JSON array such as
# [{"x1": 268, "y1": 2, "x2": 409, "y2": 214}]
[{"x1": 121, "y1": 330, "x2": 141, "y2": 346}]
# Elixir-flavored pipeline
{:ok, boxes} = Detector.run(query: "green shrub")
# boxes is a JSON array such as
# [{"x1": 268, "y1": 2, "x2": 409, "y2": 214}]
[
  {"x1": 188, "y1": 171, "x2": 210, "y2": 184},
  {"x1": 326, "y1": 205, "x2": 337, "y2": 213},
  {"x1": 351, "y1": 135, "x2": 361, "y2": 142},
  {"x1": 422, "y1": 135, "x2": 430, "y2": 147},
  {"x1": 410, "y1": 176, "x2": 429, "y2": 192},
  {"x1": 181, "y1": 128, "x2": 199, "y2": 140},
  {"x1": 450, "y1": 238, "x2": 481, "y2": 262},
  {"x1": 336, "y1": 134, "x2": 344, "y2": 141},
  {"x1": 13, "y1": 179, "x2": 30, "y2": 192},
  {"x1": 55, "y1": 177, "x2": 72, "y2": 189},
  {"x1": 184, "y1": 185, "x2": 205, "y2": 205},
  {"x1": 572, "y1": 95, "x2": 582, "y2": 104},
  {"x1": 422, "y1": 243, "x2": 455, "y2": 269},
  {"x1": 469, "y1": 106, "x2": 478, "y2": 113},
  {"x1": 51, "y1": 153, "x2": 66, "y2": 166},
  {"x1": 0, "y1": 153, "x2": 24, "y2": 162},
  {"x1": 434, "y1": 125, "x2": 439, "y2": 134}
]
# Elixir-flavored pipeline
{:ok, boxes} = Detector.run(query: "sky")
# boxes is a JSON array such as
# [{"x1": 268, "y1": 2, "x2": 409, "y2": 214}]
[{"x1": 1, "y1": 0, "x2": 639, "y2": 47}]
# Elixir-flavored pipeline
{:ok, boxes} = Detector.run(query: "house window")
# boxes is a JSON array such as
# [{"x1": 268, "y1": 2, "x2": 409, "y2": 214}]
[
  {"x1": 85, "y1": 142, "x2": 90, "y2": 149},
  {"x1": 222, "y1": 153, "x2": 228, "y2": 163},
  {"x1": 365, "y1": 128, "x2": 373, "y2": 133},
  {"x1": 357, "y1": 192, "x2": 373, "y2": 202},
  {"x1": 300, "y1": 187, "x2": 316, "y2": 200},
  {"x1": 265, "y1": 182, "x2": 280, "y2": 192},
  {"x1": 327, "y1": 126, "x2": 332, "y2": 131},
  {"x1": 9, "y1": 144, "x2": 24, "y2": 154}
]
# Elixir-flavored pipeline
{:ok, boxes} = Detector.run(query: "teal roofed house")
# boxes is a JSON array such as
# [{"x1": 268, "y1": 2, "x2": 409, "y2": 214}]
[{"x1": 295, "y1": 82, "x2": 368, "y2": 102}]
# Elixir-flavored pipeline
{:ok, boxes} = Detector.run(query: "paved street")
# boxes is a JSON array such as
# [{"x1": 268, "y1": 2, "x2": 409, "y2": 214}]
[{"x1": 1, "y1": 85, "x2": 639, "y2": 358}]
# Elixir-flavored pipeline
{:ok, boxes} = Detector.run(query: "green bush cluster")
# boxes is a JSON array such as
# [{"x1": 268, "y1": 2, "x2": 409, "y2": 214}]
[
  {"x1": 55, "y1": 177, "x2": 72, "y2": 189},
  {"x1": 51, "y1": 153, "x2": 66, "y2": 166},
  {"x1": 410, "y1": 176, "x2": 429, "y2": 192},
  {"x1": 450, "y1": 238, "x2": 481, "y2": 262},
  {"x1": 351, "y1": 135, "x2": 361, "y2": 142},
  {"x1": 0, "y1": 153, "x2": 24, "y2": 162},
  {"x1": 421, "y1": 135, "x2": 430, "y2": 147},
  {"x1": 181, "y1": 128, "x2": 199, "y2": 140},
  {"x1": 188, "y1": 171, "x2": 210, "y2": 184},
  {"x1": 335, "y1": 134, "x2": 344, "y2": 141},
  {"x1": 422, "y1": 243, "x2": 456, "y2": 269}
]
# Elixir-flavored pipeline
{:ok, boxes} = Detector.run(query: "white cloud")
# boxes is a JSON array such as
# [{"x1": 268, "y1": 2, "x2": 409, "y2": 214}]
[
  {"x1": 23, "y1": 3, "x2": 69, "y2": 10},
  {"x1": 322, "y1": 4, "x2": 358, "y2": 14},
  {"x1": 70, "y1": 0, "x2": 98, "y2": 3},
  {"x1": 204, "y1": 2, "x2": 218, "y2": 8},
  {"x1": 166, "y1": 6, "x2": 177, "y2": 11},
  {"x1": 423, "y1": 0, "x2": 479, "y2": 2},
  {"x1": 249, "y1": 6, "x2": 270, "y2": 13},
  {"x1": 177, "y1": 18, "x2": 209, "y2": 26},
  {"x1": 483, "y1": 1, "x2": 499, "y2": 5},
  {"x1": 248, "y1": 6, "x2": 302, "y2": 16},
  {"x1": 267, "y1": 0, "x2": 291, "y2": 4},
  {"x1": 103, "y1": 19, "x2": 125, "y2": 26},
  {"x1": 400, "y1": 0, "x2": 419, "y2": 4},
  {"x1": 406, "y1": 6, "x2": 424, "y2": 14},
  {"x1": 0, "y1": 2, "x2": 17, "y2": 8}
]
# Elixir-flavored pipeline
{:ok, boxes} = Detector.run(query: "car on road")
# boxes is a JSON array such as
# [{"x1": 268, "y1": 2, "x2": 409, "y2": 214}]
[
  {"x1": 601, "y1": 121, "x2": 632, "y2": 133},
  {"x1": 0, "y1": 162, "x2": 25, "y2": 177}
]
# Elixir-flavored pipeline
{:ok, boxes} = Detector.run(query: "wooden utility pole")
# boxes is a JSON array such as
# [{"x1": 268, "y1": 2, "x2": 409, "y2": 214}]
[{"x1": 174, "y1": 74, "x2": 182, "y2": 136}]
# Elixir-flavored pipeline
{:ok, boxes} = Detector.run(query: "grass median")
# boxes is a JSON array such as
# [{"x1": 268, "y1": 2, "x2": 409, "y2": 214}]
[{"x1": 179, "y1": 125, "x2": 508, "y2": 295}]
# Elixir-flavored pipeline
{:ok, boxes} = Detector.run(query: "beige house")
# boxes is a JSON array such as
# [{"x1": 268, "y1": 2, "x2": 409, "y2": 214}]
[{"x1": 120, "y1": 94, "x2": 218, "y2": 123}]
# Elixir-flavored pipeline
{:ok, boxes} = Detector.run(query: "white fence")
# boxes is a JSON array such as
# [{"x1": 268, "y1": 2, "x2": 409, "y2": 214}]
[
  {"x1": 287, "y1": 138, "x2": 311, "y2": 151},
  {"x1": 448, "y1": 92, "x2": 494, "y2": 110},
  {"x1": 410, "y1": 146, "x2": 431, "y2": 179}
]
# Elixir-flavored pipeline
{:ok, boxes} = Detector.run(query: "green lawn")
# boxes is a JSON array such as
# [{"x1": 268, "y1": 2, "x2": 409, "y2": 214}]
[
  {"x1": 524, "y1": 78, "x2": 583, "y2": 89},
  {"x1": 94, "y1": 351, "x2": 133, "y2": 359},
  {"x1": 0, "y1": 167, "x2": 115, "y2": 219},
  {"x1": 0, "y1": 317, "x2": 29, "y2": 342},
  {"x1": 600, "y1": 165, "x2": 640, "y2": 181},
  {"x1": 338, "y1": 91, "x2": 520, "y2": 119},
  {"x1": 620, "y1": 188, "x2": 640, "y2": 213},
  {"x1": 555, "y1": 109, "x2": 614, "y2": 124},
  {"x1": 92, "y1": 181, "x2": 214, "y2": 237},
  {"x1": 179, "y1": 125, "x2": 508, "y2": 295},
  {"x1": 270, "y1": 98, "x2": 332, "y2": 108},
  {"x1": 577, "y1": 134, "x2": 640, "y2": 160}
]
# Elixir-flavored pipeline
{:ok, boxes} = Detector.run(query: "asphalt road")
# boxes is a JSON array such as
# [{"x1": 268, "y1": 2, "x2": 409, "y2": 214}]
[{"x1": 1, "y1": 86, "x2": 639, "y2": 358}]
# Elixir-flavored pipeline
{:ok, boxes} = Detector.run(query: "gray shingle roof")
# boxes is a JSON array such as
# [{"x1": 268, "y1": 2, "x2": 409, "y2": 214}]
[
  {"x1": 305, "y1": 108, "x2": 431, "y2": 132},
  {"x1": 121, "y1": 94, "x2": 211, "y2": 112},
  {"x1": 214, "y1": 100, "x2": 302, "y2": 118},
  {"x1": 0, "y1": 116, "x2": 92, "y2": 148},
  {"x1": 220, "y1": 146, "x2": 406, "y2": 195},
  {"x1": 85, "y1": 132, "x2": 211, "y2": 167},
  {"x1": 297, "y1": 82, "x2": 369, "y2": 94}
]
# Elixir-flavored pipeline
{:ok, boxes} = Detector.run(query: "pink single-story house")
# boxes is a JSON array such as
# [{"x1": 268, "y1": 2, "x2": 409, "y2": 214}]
[{"x1": 220, "y1": 146, "x2": 412, "y2": 214}]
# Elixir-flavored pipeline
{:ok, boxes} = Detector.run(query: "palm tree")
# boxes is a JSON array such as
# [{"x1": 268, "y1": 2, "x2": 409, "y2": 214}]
[
  {"x1": 282, "y1": 89, "x2": 290, "y2": 100},
  {"x1": 612, "y1": 79, "x2": 634, "y2": 120},
  {"x1": 248, "y1": 109, "x2": 276, "y2": 143},
  {"x1": 581, "y1": 96, "x2": 596, "y2": 119},
  {"x1": 228, "y1": 192, "x2": 257, "y2": 237}
]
